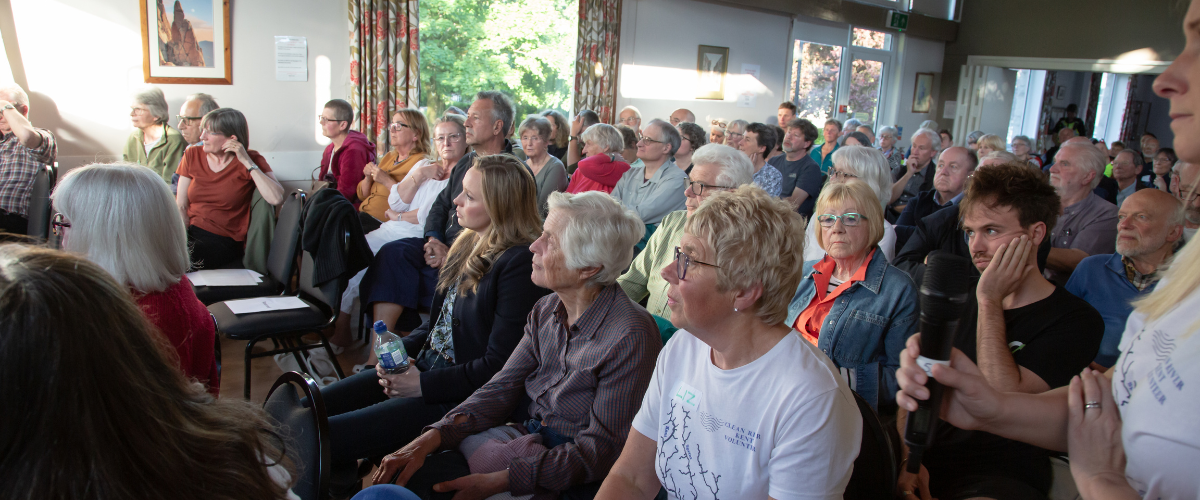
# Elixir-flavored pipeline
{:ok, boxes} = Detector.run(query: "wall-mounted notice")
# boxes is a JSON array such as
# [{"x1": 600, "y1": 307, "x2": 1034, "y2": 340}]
[
  {"x1": 275, "y1": 36, "x2": 308, "y2": 82},
  {"x1": 738, "y1": 63, "x2": 761, "y2": 108},
  {"x1": 943, "y1": 101, "x2": 958, "y2": 119}
]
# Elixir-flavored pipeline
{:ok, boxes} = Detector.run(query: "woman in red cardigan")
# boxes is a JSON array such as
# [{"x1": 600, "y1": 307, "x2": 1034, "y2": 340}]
[{"x1": 52, "y1": 162, "x2": 219, "y2": 395}]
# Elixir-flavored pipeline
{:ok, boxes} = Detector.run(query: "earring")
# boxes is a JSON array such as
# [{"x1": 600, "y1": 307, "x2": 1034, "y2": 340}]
[{"x1": 733, "y1": 307, "x2": 739, "y2": 312}]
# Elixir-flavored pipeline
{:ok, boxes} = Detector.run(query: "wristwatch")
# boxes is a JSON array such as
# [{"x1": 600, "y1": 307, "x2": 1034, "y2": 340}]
[{"x1": 246, "y1": 163, "x2": 259, "y2": 172}]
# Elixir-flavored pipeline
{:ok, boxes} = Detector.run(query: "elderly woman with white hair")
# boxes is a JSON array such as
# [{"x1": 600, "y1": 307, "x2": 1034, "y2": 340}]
[
  {"x1": 618, "y1": 143, "x2": 753, "y2": 335},
  {"x1": 724, "y1": 119, "x2": 749, "y2": 150},
  {"x1": 565, "y1": 123, "x2": 630, "y2": 195},
  {"x1": 124, "y1": 86, "x2": 187, "y2": 189},
  {"x1": 1011, "y1": 135, "x2": 1042, "y2": 169},
  {"x1": 804, "y1": 145, "x2": 898, "y2": 262},
  {"x1": 51, "y1": 162, "x2": 218, "y2": 395},
  {"x1": 787, "y1": 181, "x2": 917, "y2": 411},
  {"x1": 596, "y1": 186, "x2": 861, "y2": 500},
  {"x1": 878, "y1": 125, "x2": 903, "y2": 172},
  {"x1": 365, "y1": 191, "x2": 662, "y2": 500}
]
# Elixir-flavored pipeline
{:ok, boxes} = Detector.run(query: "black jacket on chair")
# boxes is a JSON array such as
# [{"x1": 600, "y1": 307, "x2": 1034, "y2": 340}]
[
  {"x1": 302, "y1": 188, "x2": 372, "y2": 286},
  {"x1": 402, "y1": 244, "x2": 550, "y2": 405}
]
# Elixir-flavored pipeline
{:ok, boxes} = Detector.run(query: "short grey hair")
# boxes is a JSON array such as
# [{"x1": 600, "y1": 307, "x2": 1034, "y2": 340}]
[
  {"x1": 843, "y1": 118, "x2": 862, "y2": 131},
  {"x1": 187, "y1": 93, "x2": 220, "y2": 116},
  {"x1": 727, "y1": 119, "x2": 749, "y2": 134},
  {"x1": 133, "y1": 86, "x2": 170, "y2": 125},
  {"x1": 980, "y1": 151, "x2": 1019, "y2": 164},
  {"x1": 620, "y1": 105, "x2": 641, "y2": 119},
  {"x1": 51, "y1": 162, "x2": 190, "y2": 293},
  {"x1": 476, "y1": 90, "x2": 515, "y2": 137},
  {"x1": 967, "y1": 130, "x2": 985, "y2": 144},
  {"x1": 0, "y1": 83, "x2": 29, "y2": 110},
  {"x1": 919, "y1": 119, "x2": 939, "y2": 131},
  {"x1": 517, "y1": 116, "x2": 552, "y2": 140},
  {"x1": 581, "y1": 123, "x2": 625, "y2": 155},
  {"x1": 1011, "y1": 135, "x2": 1033, "y2": 148},
  {"x1": 546, "y1": 191, "x2": 645, "y2": 287},
  {"x1": 647, "y1": 119, "x2": 682, "y2": 156},
  {"x1": 831, "y1": 145, "x2": 892, "y2": 210},
  {"x1": 912, "y1": 127, "x2": 942, "y2": 151},
  {"x1": 691, "y1": 144, "x2": 754, "y2": 187},
  {"x1": 1060, "y1": 141, "x2": 1109, "y2": 189},
  {"x1": 878, "y1": 126, "x2": 898, "y2": 139}
]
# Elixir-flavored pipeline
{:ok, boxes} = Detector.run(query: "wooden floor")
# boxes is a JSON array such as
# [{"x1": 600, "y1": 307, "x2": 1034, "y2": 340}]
[{"x1": 217, "y1": 333, "x2": 376, "y2": 403}]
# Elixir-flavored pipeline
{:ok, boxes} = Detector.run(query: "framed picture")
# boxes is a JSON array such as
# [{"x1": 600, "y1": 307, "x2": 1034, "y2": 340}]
[
  {"x1": 1056, "y1": 85, "x2": 1067, "y2": 100},
  {"x1": 696, "y1": 45, "x2": 729, "y2": 100},
  {"x1": 912, "y1": 72, "x2": 934, "y2": 113},
  {"x1": 139, "y1": 0, "x2": 232, "y2": 84}
]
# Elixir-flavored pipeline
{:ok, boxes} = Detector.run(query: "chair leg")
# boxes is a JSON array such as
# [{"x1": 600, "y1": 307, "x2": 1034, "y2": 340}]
[
  {"x1": 316, "y1": 330, "x2": 347, "y2": 379},
  {"x1": 243, "y1": 338, "x2": 258, "y2": 400}
]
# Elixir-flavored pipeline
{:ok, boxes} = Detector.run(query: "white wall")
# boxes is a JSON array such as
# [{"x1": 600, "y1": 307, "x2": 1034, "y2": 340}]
[
  {"x1": 616, "y1": 0, "x2": 792, "y2": 128},
  {"x1": 977, "y1": 66, "x2": 1016, "y2": 137},
  {"x1": 10, "y1": 0, "x2": 350, "y2": 182},
  {"x1": 891, "y1": 34, "x2": 944, "y2": 147}
]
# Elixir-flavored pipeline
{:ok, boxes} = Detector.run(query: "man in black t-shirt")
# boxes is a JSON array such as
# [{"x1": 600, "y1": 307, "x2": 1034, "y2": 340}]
[
  {"x1": 769, "y1": 117, "x2": 825, "y2": 218},
  {"x1": 897, "y1": 164, "x2": 1104, "y2": 500}
]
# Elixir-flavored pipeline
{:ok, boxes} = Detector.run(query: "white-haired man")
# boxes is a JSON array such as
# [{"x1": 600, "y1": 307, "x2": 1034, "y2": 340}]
[
  {"x1": 0, "y1": 83, "x2": 56, "y2": 236},
  {"x1": 172, "y1": 93, "x2": 220, "y2": 193},
  {"x1": 668, "y1": 108, "x2": 695, "y2": 127},
  {"x1": 618, "y1": 106, "x2": 642, "y2": 136},
  {"x1": 1045, "y1": 139, "x2": 1119, "y2": 285},
  {"x1": 889, "y1": 128, "x2": 939, "y2": 217}
]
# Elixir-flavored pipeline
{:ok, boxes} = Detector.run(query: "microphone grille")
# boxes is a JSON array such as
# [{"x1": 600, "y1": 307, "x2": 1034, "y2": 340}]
[{"x1": 922, "y1": 251, "x2": 973, "y2": 297}]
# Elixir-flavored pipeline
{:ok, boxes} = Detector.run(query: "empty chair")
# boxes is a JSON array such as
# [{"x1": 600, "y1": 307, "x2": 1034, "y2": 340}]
[{"x1": 194, "y1": 189, "x2": 306, "y2": 305}]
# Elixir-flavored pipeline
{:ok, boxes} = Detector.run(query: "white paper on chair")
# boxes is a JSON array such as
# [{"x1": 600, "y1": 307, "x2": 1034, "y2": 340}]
[
  {"x1": 225, "y1": 296, "x2": 309, "y2": 314},
  {"x1": 187, "y1": 269, "x2": 264, "y2": 286}
]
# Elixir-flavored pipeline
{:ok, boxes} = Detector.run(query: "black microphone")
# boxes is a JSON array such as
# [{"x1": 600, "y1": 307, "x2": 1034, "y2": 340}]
[{"x1": 904, "y1": 251, "x2": 972, "y2": 474}]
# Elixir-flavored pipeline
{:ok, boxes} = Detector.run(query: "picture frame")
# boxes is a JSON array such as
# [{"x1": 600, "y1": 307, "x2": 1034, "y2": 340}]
[
  {"x1": 140, "y1": 0, "x2": 232, "y2": 85},
  {"x1": 1056, "y1": 85, "x2": 1067, "y2": 100},
  {"x1": 696, "y1": 45, "x2": 729, "y2": 100},
  {"x1": 912, "y1": 72, "x2": 934, "y2": 113}
]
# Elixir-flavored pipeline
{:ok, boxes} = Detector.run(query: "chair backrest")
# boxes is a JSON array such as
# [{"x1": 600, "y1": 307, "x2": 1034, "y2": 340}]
[
  {"x1": 843, "y1": 391, "x2": 901, "y2": 500},
  {"x1": 25, "y1": 164, "x2": 54, "y2": 240},
  {"x1": 266, "y1": 190, "x2": 306, "y2": 286},
  {"x1": 298, "y1": 244, "x2": 347, "y2": 315},
  {"x1": 264, "y1": 371, "x2": 330, "y2": 500}
]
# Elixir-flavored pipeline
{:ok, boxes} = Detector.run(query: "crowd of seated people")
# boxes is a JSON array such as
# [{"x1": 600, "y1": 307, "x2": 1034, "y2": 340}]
[{"x1": 9, "y1": 6, "x2": 1200, "y2": 497}]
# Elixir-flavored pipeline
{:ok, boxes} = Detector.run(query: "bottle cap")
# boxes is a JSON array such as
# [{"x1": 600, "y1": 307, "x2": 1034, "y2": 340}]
[{"x1": 373, "y1": 320, "x2": 387, "y2": 333}]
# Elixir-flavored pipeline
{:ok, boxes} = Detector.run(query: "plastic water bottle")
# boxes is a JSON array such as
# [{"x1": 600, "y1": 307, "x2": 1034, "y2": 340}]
[{"x1": 373, "y1": 321, "x2": 410, "y2": 374}]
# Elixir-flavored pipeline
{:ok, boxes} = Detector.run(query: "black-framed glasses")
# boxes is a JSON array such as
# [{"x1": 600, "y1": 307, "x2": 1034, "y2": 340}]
[
  {"x1": 816, "y1": 213, "x2": 866, "y2": 227},
  {"x1": 388, "y1": 122, "x2": 411, "y2": 131},
  {"x1": 686, "y1": 180, "x2": 734, "y2": 196},
  {"x1": 828, "y1": 169, "x2": 859, "y2": 181},
  {"x1": 318, "y1": 116, "x2": 347, "y2": 123},
  {"x1": 177, "y1": 114, "x2": 202, "y2": 124},
  {"x1": 52, "y1": 213, "x2": 70, "y2": 235},
  {"x1": 674, "y1": 246, "x2": 719, "y2": 281}
]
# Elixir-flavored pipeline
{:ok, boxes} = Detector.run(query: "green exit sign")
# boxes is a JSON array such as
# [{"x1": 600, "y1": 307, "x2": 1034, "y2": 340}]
[{"x1": 888, "y1": 10, "x2": 909, "y2": 31}]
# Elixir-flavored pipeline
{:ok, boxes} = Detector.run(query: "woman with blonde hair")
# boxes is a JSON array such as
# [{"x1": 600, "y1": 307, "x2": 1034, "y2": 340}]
[
  {"x1": 597, "y1": 186, "x2": 861, "y2": 499},
  {"x1": 322, "y1": 154, "x2": 550, "y2": 497},
  {"x1": 540, "y1": 109, "x2": 570, "y2": 160},
  {"x1": 52, "y1": 162, "x2": 218, "y2": 394},
  {"x1": 356, "y1": 108, "x2": 433, "y2": 233},
  {"x1": 787, "y1": 181, "x2": 917, "y2": 411},
  {"x1": 803, "y1": 145, "x2": 898, "y2": 263},
  {"x1": 975, "y1": 134, "x2": 1007, "y2": 157},
  {"x1": 0, "y1": 244, "x2": 296, "y2": 500},
  {"x1": 895, "y1": 5, "x2": 1200, "y2": 495}
]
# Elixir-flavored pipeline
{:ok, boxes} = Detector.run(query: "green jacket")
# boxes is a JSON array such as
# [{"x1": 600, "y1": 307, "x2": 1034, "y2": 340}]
[
  {"x1": 123, "y1": 124, "x2": 187, "y2": 184},
  {"x1": 242, "y1": 189, "x2": 276, "y2": 275}
]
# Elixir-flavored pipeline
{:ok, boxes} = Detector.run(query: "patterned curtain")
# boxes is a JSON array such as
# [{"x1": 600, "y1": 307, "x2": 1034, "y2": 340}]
[
  {"x1": 574, "y1": 0, "x2": 622, "y2": 123},
  {"x1": 350, "y1": 0, "x2": 419, "y2": 155},
  {"x1": 1038, "y1": 71, "x2": 1057, "y2": 153}
]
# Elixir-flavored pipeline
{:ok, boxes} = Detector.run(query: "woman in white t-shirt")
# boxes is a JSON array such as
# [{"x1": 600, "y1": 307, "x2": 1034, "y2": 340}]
[
  {"x1": 596, "y1": 186, "x2": 862, "y2": 500},
  {"x1": 895, "y1": 7, "x2": 1200, "y2": 495}
]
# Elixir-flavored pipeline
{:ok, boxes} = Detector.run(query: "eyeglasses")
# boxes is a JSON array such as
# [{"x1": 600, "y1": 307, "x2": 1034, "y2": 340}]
[
  {"x1": 686, "y1": 180, "x2": 734, "y2": 196},
  {"x1": 52, "y1": 213, "x2": 70, "y2": 235},
  {"x1": 726, "y1": 131, "x2": 744, "y2": 139},
  {"x1": 434, "y1": 133, "x2": 464, "y2": 143},
  {"x1": 638, "y1": 136, "x2": 665, "y2": 145},
  {"x1": 388, "y1": 122, "x2": 411, "y2": 131},
  {"x1": 816, "y1": 213, "x2": 866, "y2": 227},
  {"x1": 674, "y1": 246, "x2": 719, "y2": 281},
  {"x1": 711, "y1": 120, "x2": 727, "y2": 128},
  {"x1": 318, "y1": 116, "x2": 347, "y2": 123},
  {"x1": 130, "y1": 106, "x2": 150, "y2": 114},
  {"x1": 828, "y1": 169, "x2": 859, "y2": 181},
  {"x1": 177, "y1": 115, "x2": 203, "y2": 124}
]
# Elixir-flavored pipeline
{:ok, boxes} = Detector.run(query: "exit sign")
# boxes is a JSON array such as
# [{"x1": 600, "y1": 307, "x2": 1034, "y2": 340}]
[{"x1": 887, "y1": 10, "x2": 909, "y2": 31}]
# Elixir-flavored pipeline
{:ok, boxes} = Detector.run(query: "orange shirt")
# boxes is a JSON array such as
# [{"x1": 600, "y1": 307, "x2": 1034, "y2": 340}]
[
  {"x1": 793, "y1": 249, "x2": 876, "y2": 345},
  {"x1": 177, "y1": 146, "x2": 273, "y2": 241},
  {"x1": 359, "y1": 151, "x2": 425, "y2": 221}
]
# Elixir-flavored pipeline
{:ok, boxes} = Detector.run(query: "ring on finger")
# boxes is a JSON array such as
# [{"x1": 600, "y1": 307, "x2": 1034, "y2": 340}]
[{"x1": 1084, "y1": 401, "x2": 1101, "y2": 410}]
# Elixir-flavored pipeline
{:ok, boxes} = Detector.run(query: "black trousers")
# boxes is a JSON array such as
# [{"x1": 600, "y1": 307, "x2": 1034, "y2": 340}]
[
  {"x1": 187, "y1": 225, "x2": 244, "y2": 270},
  {"x1": 0, "y1": 209, "x2": 28, "y2": 237}
]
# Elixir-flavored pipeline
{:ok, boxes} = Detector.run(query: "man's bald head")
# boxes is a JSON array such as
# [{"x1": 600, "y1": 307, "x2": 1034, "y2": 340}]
[
  {"x1": 1116, "y1": 188, "x2": 1184, "y2": 261},
  {"x1": 670, "y1": 108, "x2": 695, "y2": 126}
]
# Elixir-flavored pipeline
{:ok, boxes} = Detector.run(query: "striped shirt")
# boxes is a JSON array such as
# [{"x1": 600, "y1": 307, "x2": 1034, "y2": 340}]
[
  {"x1": 428, "y1": 283, "x2": 663, "y2": 495},
  {"x1": 0, "y1": 128, "x2": 56, "y2": 216}
]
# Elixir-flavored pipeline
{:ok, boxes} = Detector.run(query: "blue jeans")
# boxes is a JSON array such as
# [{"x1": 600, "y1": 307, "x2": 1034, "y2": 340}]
[{"x1": 353, "y1": 485, "x2": 422, "y2": 500}]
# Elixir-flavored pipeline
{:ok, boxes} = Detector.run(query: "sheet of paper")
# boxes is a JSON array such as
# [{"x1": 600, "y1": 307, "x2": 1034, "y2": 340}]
[
  {"x1": 275, "y1": 36, "x2": 308, "y2": 82},
  {"x1": 943, "y1": 101, "x2": 958, "y2": 119},
  {"x1": 225, "y1": 296, "x2": 310, "y2": 314},
  {"x1": 187, "y1": 269, "x2": 262, "y2": 286}
]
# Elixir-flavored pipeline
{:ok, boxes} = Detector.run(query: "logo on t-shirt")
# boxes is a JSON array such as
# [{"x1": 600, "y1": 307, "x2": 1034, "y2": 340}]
[
  {"x1": 673, "y1": 382, "x2": 702, "y2": 410},
  {"x1": 1008, "y1": 340, "x2": 1026, "y2": 353}
]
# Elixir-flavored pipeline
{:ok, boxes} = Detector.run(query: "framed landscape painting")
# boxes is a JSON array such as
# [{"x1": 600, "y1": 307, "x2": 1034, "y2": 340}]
[
  {"x1": 697, "y1": 45, "x2": 729, "y2": 100},
  {"x1": 140, "y1": 0, "x2": 232, "y2": 84}
]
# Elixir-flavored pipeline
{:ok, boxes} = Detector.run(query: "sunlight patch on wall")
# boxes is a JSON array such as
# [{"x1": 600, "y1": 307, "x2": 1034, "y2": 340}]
[{"x1": 619, "y1": 64, "x2": 773, "y2": 102}]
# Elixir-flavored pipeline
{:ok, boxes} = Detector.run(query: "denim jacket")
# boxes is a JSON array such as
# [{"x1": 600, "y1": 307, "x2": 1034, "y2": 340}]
[{"x1": 785, "y1": 248, "x2": 919, "y2": 410}]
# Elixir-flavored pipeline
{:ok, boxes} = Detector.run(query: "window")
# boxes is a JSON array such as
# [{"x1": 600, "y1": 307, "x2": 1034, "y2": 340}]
[
  {"x1": 852, "y1": 28, "x2": 892, "y2": 51},
  {"x1": 419, "y1": 0, "x2": 577, "y2": 119},
  {"x1": 847, "y1": 57, "x2": 885, "y2": 127},
  {"x1": 1007, "y1": 69, "x2": 1048, "y2": 148},
  {"x1": 789, "y1": 41, "x2": 843, "y2": 125}
]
